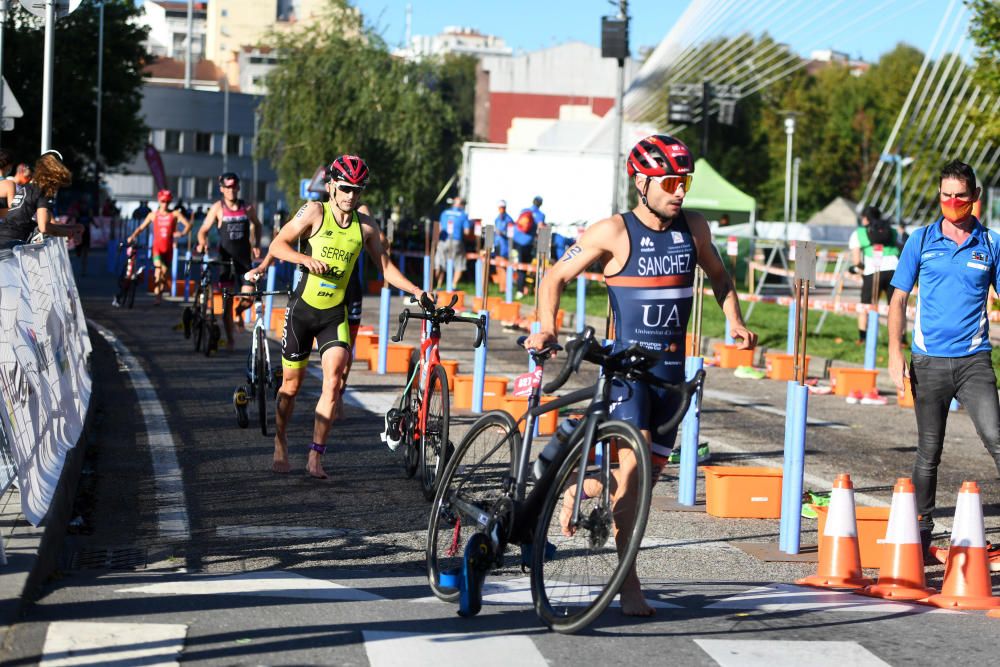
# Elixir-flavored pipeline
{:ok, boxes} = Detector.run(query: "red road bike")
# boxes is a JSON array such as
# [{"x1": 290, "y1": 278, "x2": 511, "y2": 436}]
[{"x1": 384, "y1": 293, "x2": 485, "y2": 500}]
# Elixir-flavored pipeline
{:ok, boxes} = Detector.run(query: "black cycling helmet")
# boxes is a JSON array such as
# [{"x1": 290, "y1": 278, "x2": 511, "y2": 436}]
[
  {"x1": 325, "y1": 155, "x2": 370, "y2": 187},
  {"x1": 626, "y1": 134, "x2": 694, "y2": 178},
  {"x1": 219, "y1": 172, "x2": 240, "y2": 187}
]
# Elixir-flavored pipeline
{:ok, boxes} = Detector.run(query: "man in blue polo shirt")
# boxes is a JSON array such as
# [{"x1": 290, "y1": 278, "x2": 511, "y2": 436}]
[
  {"x1": 512, "y1": 196, "x2": 544, "y2": 299},
  {"x1": 494, "y1": 200, "x2": 513, "y2": 259},
  {"x1": 888, "y1": 159, "x2": 1000, "y2": 562},
  {"x1": 433, "y1": 196, "x2": 471, "y2": 290}
]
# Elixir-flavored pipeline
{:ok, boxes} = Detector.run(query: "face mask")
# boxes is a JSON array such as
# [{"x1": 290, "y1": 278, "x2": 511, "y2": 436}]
[{"x1": 941, "y1": 197, "x2": 974, "y2": 223}]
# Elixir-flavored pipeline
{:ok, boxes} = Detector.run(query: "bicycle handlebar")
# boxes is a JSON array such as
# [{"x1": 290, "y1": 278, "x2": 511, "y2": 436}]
[
  {"x1": 222, "y1": 289, "x2": 291, "y2": 300},
  {"x1": 391, "y1": 293, "x2": 487, "y2": 348}
]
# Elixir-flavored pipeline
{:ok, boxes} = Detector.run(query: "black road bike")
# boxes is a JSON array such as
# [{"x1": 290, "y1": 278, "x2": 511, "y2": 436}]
[{"x1": 182, "y1": 255, "x2": 233, "y2": 357}]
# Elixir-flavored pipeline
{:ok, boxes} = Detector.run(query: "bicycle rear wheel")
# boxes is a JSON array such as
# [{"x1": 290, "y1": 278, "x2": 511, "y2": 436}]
[
  {"x1": 256, "y1": 327, "x2": 268, "y2": 436},
  {"x1": 401, "y1": 349, "x2": 419, "y2": 478},
  {"x1": 420, "y1": 364, "x2": 450, "y2": 501},
  {"x1": 427, "y1": 410, "x2": 518, "y2": 602},
  {"x1": 531, "y1": 419, "x2": 651, "y2": 634}
]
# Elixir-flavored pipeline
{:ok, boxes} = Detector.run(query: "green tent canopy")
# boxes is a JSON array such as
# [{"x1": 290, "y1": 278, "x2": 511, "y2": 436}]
[{"x1": 683, "y1": 158, "x2": 756, "y2": 224}]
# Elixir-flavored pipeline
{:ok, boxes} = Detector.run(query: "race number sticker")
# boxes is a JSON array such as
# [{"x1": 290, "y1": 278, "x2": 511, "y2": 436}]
[
  {"x1": 726, "y1": 236, "x2": 738, "y2": 257},
  {"x1": 512, "y1": 368, "x2": 544, "y2": 397}
]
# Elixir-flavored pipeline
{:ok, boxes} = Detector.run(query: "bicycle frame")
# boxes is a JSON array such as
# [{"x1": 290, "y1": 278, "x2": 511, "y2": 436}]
[
  {"x1": 413, "y1": 319, "x2": 445, "y2": 452},
  {"x1": 249, "y1": 299, "x2": 273, "y2": 389}
]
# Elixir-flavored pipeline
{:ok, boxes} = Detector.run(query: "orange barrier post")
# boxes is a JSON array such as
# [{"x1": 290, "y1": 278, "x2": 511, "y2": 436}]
[
  {"x1": 797, "y1": 474, "x2": 872, "y2": 589},
  {"x1": 858, "y1": 478, "x2": 936, "y2": 601},
  {"x1": 922, "y1": 481, "x2": 1000, "y2": 610}
]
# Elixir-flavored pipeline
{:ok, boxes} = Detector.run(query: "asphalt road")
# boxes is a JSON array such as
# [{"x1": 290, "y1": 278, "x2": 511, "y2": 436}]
[{"x1": 3, "y1": 253, "x2": 1000, "y2": 666}]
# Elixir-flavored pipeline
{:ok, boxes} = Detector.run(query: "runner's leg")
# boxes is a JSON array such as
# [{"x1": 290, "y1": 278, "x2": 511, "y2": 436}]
[
  {"x1": 307, "y1": 345, "x2": 351, "y2": 479},
  {"x1": 274, "y1": 365, "x2": 305, "y2": 473}
]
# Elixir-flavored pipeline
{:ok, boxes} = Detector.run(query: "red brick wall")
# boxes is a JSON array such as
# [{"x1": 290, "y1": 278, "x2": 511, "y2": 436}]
[{"x1": 487, "y1": 92, "x2": 615, "y2": 144}]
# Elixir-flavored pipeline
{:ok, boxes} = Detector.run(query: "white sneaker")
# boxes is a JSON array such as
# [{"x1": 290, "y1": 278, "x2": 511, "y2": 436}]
[
  {"x1": 860, "y1": 390, "x2": 888, "y2": 406},
  {"x1": 845, "y1": 390, "x2": 863, "y2": 404},
  {"x1": 111, "y1": 297, "x2": 121, "y2": 308}
]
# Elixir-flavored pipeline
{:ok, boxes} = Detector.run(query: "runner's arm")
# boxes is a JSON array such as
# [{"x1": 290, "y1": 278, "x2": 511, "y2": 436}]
[
  {"x1": 269, "y1": 202, "x2": 327, "y2": 274},
  {"x1": 887, "y1": 288, "x2": 910, "y2": 391},
  {"x1": 247, "y1": 204, "x2": 263, "y2": 259},
  {"x1": 526, "y1": 219, "x2": 612, "y2": 349},
  {"x1": 37, "y1": 207, "x2": 83, "y2": 238},
  {"x1": 196, "y1": 204, "x2": 219, "y2": 252},
  {"x1": 689, "y1": 211, "x2": 757, "y2": 349},
  {"x1": 127, "y1": 212, "x2": 154, "y2": 243},
  {"x1": 360, "y1": 216, "x2": 424, "y2": 297}
]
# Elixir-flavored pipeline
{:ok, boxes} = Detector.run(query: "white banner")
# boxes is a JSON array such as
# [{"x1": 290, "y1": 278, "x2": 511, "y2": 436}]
[{"x1": 0, "y1": 240, "x2": 91, "y2": 525}]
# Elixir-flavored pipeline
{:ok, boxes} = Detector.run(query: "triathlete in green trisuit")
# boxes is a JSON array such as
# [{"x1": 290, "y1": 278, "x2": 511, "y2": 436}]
[{"x1": 267, "y1": 155, "x2": 426, "y2": 479}]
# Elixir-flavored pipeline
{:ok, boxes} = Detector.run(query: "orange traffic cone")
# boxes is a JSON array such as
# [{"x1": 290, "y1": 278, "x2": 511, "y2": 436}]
[
  {"x1": 923, "y1": 481, "x2": 1000, "y2": 609},
  {"x1": 797, "y1": 474, "x2": 872, "y2": 589},
  {"x1": 858, "y1": 477, "x2": 937, "y2": 601}
]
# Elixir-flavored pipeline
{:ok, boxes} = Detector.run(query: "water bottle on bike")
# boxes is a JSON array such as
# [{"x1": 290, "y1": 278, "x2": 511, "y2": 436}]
[{"x1": 532, "y1": 417, "x2": 580, "y2": 480}]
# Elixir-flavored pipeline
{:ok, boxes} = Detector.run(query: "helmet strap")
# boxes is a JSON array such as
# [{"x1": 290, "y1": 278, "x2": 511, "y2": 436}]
[{"x1": 639, "y1": 178, "x2": 651, "y2": 209}]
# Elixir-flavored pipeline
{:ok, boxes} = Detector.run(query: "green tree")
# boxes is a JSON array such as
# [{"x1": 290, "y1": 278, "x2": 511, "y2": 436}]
[
  {"x1": 967, "y1": 0, "x2": 1000, "y2": 143},
  {"x1": 257, "y1": 0, "x2": 465, "y2": 217},
  {"x1": 2, "y1": 0, "x2": 149, "y2": 181}
]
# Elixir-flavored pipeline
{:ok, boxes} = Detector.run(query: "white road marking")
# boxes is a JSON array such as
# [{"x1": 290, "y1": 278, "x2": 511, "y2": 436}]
[
  {"x1": 117, "y1": 571, "x2": 385, "y2": 601},
  {"x1": 695, "y1": 639, "x2": 891, "y2": 667},
  {"x1": 40, "y1": 621, "x2": 187, "y2": 666},
  {"x1": 410, "y1": 576, "x2": 680, "y2": 609},
  {"x1": 363, "y1": 631, "x2": 547, "y2": 667},
  {"x1": 215, "y1": 525, "x2": 363, "y2": 540},
  {"x1": 90, "y1": 321, "x2": 190, "y2": 542},
  {"x1": 705, "y1": 388, "x2": 848, "y2": 429},
  {"x1": 704, "y1": 583, "x2": 957, "y2": 614}
]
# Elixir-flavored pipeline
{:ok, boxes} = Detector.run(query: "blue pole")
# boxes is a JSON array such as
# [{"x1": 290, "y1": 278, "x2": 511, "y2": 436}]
[
  {"x1": 786, "y1": 302, "x2": 796, "y2": 354},
  {"x1": 423, "y1": 255, "x2": 431, "y2": 292},
  {"x1": 170, "y1": 242, "x2": 179, "y2": 297},
  {"x1": 576, "y1": 276, "x2": 586, "y2": 333},
  {"x1": 183, "y1": 247, "x2": 192, "y2": 302},
  {"x1": 472, "y1": 310, "x2": 490, "y2": 413},
  {"x1": 528, "y1": 321, "x2": 541, "y2": 372},
  {"x1": 475, "y1": 258, "x2": 484, "y2": 299},
  {"x1": 779, "y1": 380, "x2": 798, "y2": 551},
  {"x1": 446, "y1": 259, "x2": 454, "y2": 292},
  {"x1": 377, "y1": 286, "x2": 391, "y2": 374},
  {"x1": 864, "y1": 309, "x2": 879, "y2": 370},
  {"x1": 505, "y1": 264, "x2": 514, "y2": 302},
  {"x1": 263, "y1": 265, "x2": 276, "y2": 332},
  {"x1": 678, "y1": 356, "x2": 704, "y2": 506},
  {"x1": 725, "y1": 319, "x2": 734, "y2": 345},
  {"x1": 785, "y1": 384, "x2": 809, "y2": 554}
]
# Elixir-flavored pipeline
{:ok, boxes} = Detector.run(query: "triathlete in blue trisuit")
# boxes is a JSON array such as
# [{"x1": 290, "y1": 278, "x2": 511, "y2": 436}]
[{"x1": 526, "y1": 134, "x2": 757, "y2": 618}]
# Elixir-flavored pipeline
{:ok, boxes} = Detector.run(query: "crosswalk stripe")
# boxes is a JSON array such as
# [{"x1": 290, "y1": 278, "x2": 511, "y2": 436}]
[
  {"x1": 117, "y1": 571, "x2": 385, "y2": 602},
  {"x1": 694, "y1": 639, "x2": 891, "y2": 667},
  {"x1": 410, "y1": 575, "x2": 681, "y2": 609},
  {"x1": 705, "y1": 583, "x2": 958, "y2": 614},
  {"x1": 40, "y1": 621, "x2": 187, "y2": 667},
  {"x1": 363, "y1": 630, "x2": 547, "y2": 667}
]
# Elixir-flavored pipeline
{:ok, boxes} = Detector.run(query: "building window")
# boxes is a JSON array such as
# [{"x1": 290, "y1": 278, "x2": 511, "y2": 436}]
[
  {"x1": 194, "y1": 132, "x2": 212, "y2": 153},
  {"x1": 167, "y1": 176, "x2": 181, "y2": 198},
  {"x1": 226, "y1": 134, "x2": 241, "y2": 155},
  {"x1": 221, "y1": 9, "x2": 228, "y2": 17},
  {"x1": 196, "y1": 177, "x2": 214, "y2": 199},
  {"x1": 257, "y1": 181, "x2": 267, "y2": 203},
  {"x1": 164, "y1": 130, "x2": 182, "y2": 153}
]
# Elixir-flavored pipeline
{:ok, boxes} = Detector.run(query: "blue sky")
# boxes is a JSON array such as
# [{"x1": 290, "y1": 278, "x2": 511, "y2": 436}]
[{"x1": 354, "y1": 0, "x2": 951, "y2": 63}]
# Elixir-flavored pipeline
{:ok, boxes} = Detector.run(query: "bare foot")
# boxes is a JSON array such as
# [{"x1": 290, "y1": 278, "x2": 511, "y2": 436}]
[
  {"x1": 619, "y1": 576, "x2": 655, "y2": 617},
  {"x1": 559, "y1": 478, "x2": 604, "y2": 537},
  {"x1": 306, "y1": 450, "x2": 329, "y2": 480},
  {"x1": 272, "y1": 436, "x2": 290, "y2": 473}
]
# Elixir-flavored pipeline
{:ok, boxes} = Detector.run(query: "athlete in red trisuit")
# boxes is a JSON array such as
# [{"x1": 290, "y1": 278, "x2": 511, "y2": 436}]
[{"x1": 128, "y1": 189, "x2": 191, "y2": 305}]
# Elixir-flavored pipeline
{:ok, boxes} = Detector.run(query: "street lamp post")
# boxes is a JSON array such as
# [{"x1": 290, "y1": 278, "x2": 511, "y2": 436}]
[
  {"x1": 879, "y1": 152, "x2": 914, "y2": 226},
  {"x1": 40, "y1": 0, "x2": 56, "y2": 152}
]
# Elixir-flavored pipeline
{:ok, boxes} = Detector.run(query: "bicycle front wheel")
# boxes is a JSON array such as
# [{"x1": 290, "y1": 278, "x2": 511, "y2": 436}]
[
  {"x1": 401, "y1": 349, "x2": 420, "y2": 478},
  {"x1": 256, "y1": 327, "x2": 268, "y2": 436},
  {"x1": 427, "y1": 409, "x2": 518, "y2": 602},
  {"x1": 531, "y1": 419, "x2": 651, "y2": 634},
  {"x1": 192, "y1": 305, "x2": 204, "y2": 352},
  {"x1": 420, "y1": 364, "x2": 450, "y2": 501}
]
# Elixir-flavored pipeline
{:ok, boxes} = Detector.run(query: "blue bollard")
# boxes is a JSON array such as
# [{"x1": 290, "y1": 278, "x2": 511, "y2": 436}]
[
  {"x1": 779, "y1": 379, "x2": 799, "y2": 552},
  {"x1": 376, "y1": 286, "x2": 391, "y2": 374},
  {"x1": 446, "y1": 259, "x2": 455, "y2": 292},
  {"x1": 475, "y1": 258, "x2": 484, "y2": 299},
  {"x1": 170, "y1": 242, "x2": 179, "y2": 297},
  {"x1": 263, "y1": 265, "x2": 276, "y2": 331},
  {"x1": 864, "y1": 309, "x2": 879, "y2": 370},
  {"x1": 678, "y1": 356, "x2": 704, "y2": 506},
  {"x1": 785, "y1": 384, "x2": 809, "y2": 554},
  {"x1": 471, "y1": 310, "x2": 490, "y2": 413},
  {"x1": 423, "y1": 255, "x2": 431, "y2": 292},
  {"x1": 576, "y1": 276, "x2": 586, "y2": 333},
  {"x1": 506, "y1": 264, "x2": 514, "y2": 303},
  {"x1": 183, "y1": 248, "x2": 192, "y2": 302},
  {"x1": 528, "y1": 321, "x2": 541, "y2": 372},
  {"x1": 725, "y1": 319, "x2": 734, "y2": 345},
  {"x1": 786, "y1": 302, "x2": 796, "y2": 354}
]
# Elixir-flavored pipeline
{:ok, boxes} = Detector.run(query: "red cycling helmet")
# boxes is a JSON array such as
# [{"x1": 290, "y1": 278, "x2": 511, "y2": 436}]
[
  {"x1": 157, "y1": 189, "x2": 173, "y2": 203},
  {"x1": 326, "y1": 155, "x2": 370, "y2": 187},
  {"x1": 626, "y1": 134, "x2": 694, "y2": 178}
]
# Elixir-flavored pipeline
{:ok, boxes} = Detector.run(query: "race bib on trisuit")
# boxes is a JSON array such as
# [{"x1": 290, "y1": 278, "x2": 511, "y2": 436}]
[{"x1": 512, "y1": 368, "x2": 543, "y2": 397}]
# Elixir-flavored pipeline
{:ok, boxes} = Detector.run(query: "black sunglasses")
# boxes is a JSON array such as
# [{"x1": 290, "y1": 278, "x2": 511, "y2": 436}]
[{"x1": 335, "y1": 183, "x2": 364, "y2": 194}]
